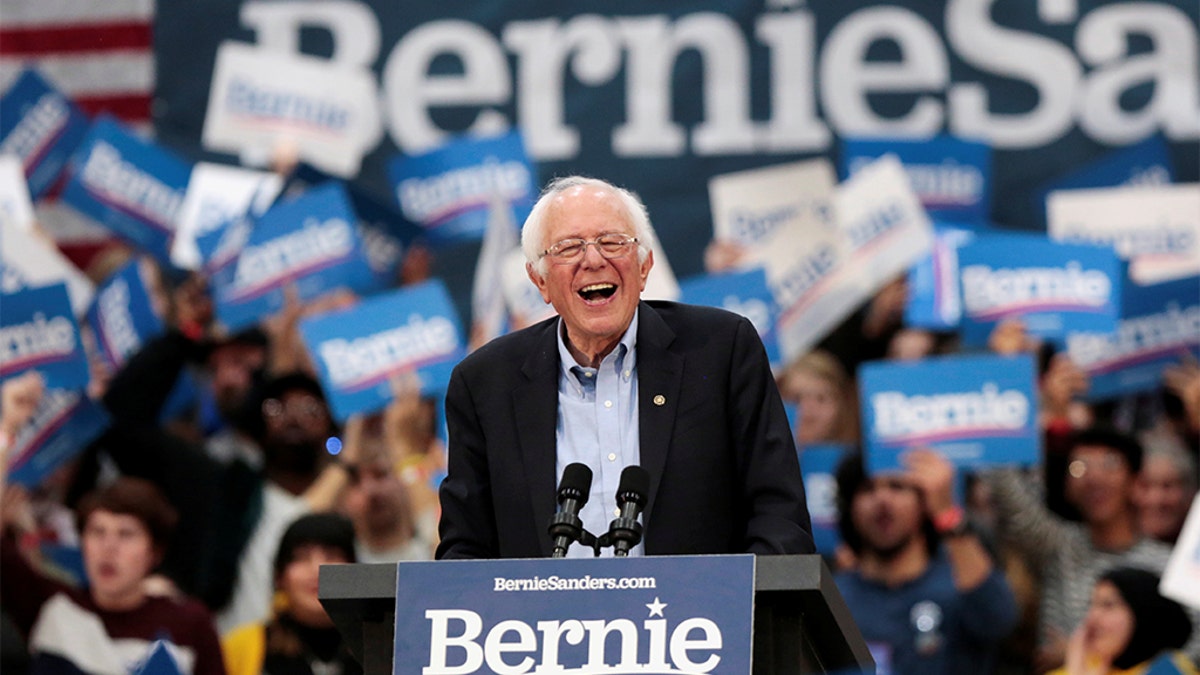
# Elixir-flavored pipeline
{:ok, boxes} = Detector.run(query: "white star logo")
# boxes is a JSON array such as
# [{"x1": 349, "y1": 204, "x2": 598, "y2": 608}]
[{"x1": 646, "y1": 597, "x2": 667, "y2": 617}]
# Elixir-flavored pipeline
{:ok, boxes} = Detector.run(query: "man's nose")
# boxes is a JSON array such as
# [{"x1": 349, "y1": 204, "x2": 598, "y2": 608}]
[{"x1": 579, "y1": 241, "x2": 608, "y2": 266}]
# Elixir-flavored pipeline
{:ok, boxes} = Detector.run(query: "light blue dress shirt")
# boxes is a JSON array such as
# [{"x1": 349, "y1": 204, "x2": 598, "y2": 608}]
[{"x1": 554, "y1": 310, "x2": 643, "y2": 557}]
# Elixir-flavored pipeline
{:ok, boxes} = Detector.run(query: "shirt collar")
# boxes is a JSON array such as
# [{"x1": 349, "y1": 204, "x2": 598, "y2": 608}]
[{"x1": 556, "y1": 308, "x2": 640, "y2": 379}]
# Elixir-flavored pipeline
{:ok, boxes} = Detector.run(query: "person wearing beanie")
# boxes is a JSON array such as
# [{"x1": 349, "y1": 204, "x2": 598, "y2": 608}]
[
  {"x1": 223, "y1": 512, "x2": 361, "y2": 675},
  {"x1": 1049, "y1": 567, "x2": 1196, "y2": 675}
]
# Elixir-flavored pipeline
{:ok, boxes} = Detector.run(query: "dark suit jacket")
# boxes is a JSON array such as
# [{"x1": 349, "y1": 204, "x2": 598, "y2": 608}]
[{"x1": 436, "y1": 300, "x2": 814, "y2": 559}]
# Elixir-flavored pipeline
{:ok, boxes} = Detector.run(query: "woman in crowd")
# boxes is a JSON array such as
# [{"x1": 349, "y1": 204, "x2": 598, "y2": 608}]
[
  {"x1": 778, "y1": 349, "x2": 859, "y2": 448},
  {"x1": 1050, "y1": 567, "x2": 1195, "y2": 675},
  {"x1": 223, "y1": 512, "x2": 361, "y2": 675}
]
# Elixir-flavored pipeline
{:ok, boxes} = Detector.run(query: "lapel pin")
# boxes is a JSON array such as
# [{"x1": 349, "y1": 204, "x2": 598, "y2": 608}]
[{"x1": 653, "y1": 395, "x2": 666, "y2": 406}]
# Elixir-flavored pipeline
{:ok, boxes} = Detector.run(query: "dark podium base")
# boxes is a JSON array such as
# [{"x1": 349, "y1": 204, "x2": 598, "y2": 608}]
[{"x1": 320, "y1": 554, "x2": 874, "y2": 674}]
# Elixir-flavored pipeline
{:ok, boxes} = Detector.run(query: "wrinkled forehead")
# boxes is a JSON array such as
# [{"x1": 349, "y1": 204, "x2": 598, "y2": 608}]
[{"x1": 543, "y1": 185, "x2": 635, "y2": 243}]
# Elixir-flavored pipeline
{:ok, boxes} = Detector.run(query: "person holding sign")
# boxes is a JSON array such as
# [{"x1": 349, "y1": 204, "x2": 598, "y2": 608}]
[
  {"x1": 437, "y1": 176, "x2": 812, "y2": 559},
  {"x1": 983, "y1": 427, "x2": 1195, "y2": 671},
  {"x1": 834, "y1": 449, "x2": 1017, "y2": 675}
]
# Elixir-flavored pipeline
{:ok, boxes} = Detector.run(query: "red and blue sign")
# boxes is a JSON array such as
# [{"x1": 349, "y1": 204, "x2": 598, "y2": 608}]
[
  {"x1": 0, "y1": 69, "x2": 91, "y2": 198},
  {"x1": 387, "y1": 131, "x2": 536, "y2": 245},
  {"x1": 300, "y1": 279, "x2": 465, "y2": 421},
  {"x1": 211, "y1": 181, "x2": 382, "y2": 331},
  {"x1": 957, "y1": 233, "x2": 1122, "y2": 347},
  {"x1": 0, "y1": 283, "x2": 89, "y2": 391},
  {"x1": 61, "y1": 116, "x2": 193, "y2": 265},
  {"x1": 859, "y1": 353, "x2": 1040, "y2": 474},
  {"x1": 1067, "y1": 274, "x2": 1200, "y2": 401}
]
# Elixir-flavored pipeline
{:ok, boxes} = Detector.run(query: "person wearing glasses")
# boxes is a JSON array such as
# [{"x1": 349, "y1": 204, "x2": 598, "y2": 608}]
[{"x1": 436, "y1": 175, "x2": 813, "y2": 559}]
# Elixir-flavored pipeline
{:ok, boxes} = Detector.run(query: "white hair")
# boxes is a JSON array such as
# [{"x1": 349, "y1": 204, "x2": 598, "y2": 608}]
[{"x1": 521, "y1": 176, "x2": 655, "y2": 277}]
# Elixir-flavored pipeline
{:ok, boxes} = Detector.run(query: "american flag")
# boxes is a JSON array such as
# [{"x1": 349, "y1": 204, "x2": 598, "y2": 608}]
[{"x1": 0, "y1": 0, "x2": 156, "y2": 266}]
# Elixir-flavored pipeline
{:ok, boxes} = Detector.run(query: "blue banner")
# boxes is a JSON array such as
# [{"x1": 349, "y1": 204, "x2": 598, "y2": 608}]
[
  {"x1": 904, "y1": 223, "x2": 981, "y2": 330},
  {"x1": 212, "y1": 181, "x2": 381, "y2": 331},
  {"x1": 300, "y1": 279, "x2": 465, "y2": 421},
  {"x1": 1066, "y1": 275, "x2": 1200, "y2": 401},
  {"x1": 0, "y1": 69, "x2": 91, "y2": 198},
  {"x1": 1032, "y1": 134, "x2": 1175, "y2": 229},
  {"x1": 156, "y1": 1, "x2": 1200, "y2": 282},
  {"x1": 678, "y1": 268, "x2": 781, "y2": 369},
  {"x1": 841, "y1": 136, "x2": 991, "y2": 224},
  {"x1": 388, "y1": 131, "x2": 536, "y2": 244},
  {"x1": 0, "y1": 283, "x2": 89, "y2": 391},
  {"x1": 394, "y1": 555, "x2": 754, "y2": 674},
  {"x1": 5, "y1": 388, "x2": 110, "y2": 487},
  {"x1": 60, "y1": 116, "x2": 192, "y2": 265},
  {"x1": 957, "y1": 233, "x2": 1123, "y2": 347},
  {"x1": 858, "y1": 353, "x2": 1040, "y2": 474},
  {"x1": 84, "y1": 260, "x2": 167, "y2": 373},
  {"x1": 800, "y1": 444, "x2": 852, "y2": 557}
]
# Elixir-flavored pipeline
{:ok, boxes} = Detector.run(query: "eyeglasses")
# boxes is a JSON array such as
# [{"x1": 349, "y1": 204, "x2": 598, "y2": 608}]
[
  {"x1": 263, "y1": 396, "x2": 327, "y2": 419},
  {"x1": 1068, "y1": 454, "x2": 1125, "y2": 478},
  {"x1": 540, "y1": 234, "x2": 638, "y2": 264}
]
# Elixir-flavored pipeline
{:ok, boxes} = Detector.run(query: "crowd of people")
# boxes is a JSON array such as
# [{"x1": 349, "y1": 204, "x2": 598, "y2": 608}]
[
  {"x1": 0, "y1": 174, "x2": 1197, "y2": 675},
  {"x1": 765, "y1": 273, "x2": 1200, "y2": 675}
]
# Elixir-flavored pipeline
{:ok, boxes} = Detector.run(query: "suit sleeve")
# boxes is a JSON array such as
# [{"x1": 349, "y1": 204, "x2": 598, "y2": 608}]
[
  {"x1": 435, "y1": 365, "x2": 499, "y2": 559},
  {"x1": 728, "y1": 317, "x2": 815, "y2": 555}
]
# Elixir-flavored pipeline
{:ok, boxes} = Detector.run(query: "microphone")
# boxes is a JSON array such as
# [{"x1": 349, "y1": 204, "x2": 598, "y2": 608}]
[
  {"x1": 548, "y1": 463, "x2": 593, "y2": 558},
  {"x1": 608, "y1": 465, "x2": 649, "y2": 557}
]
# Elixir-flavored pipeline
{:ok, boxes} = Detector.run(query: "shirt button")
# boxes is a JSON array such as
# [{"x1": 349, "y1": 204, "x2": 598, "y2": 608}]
[
  {"x1": 584, "y1": 372, "x2": 593, "y2": 378},
  {"x1": 607, "y1": 453, "x2": 617, "y2": 462},
  {"x1": 623, "y1": 370, "x2": 630, "y2": 379},
  {"x1": 604, "y1": 400, "x2": 613, "y2": 408},
  {"x1": 613, "y1": 507, "x2": 621, "y2": 517}
]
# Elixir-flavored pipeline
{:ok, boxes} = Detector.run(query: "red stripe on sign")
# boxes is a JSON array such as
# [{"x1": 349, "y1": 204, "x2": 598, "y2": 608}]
[
  {"x1": 0, "y1": 22, "x2": 152, "y2": 56},
  {"x1": 75, "y1": 94, "x2": 152, "y2": 122}
]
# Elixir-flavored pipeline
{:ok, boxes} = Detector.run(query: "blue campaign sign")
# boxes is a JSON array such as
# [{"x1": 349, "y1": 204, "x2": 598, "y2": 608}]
[
  {"x1": 6, "y1": 388, "x2": 110, "y2": 487},
  {"x1": 394, "y1": 555, "x2": 755, "y2": 675},
  {"x1": 678, "y1": 268, "x2": 781, "y2": 369},
  {"x1": 0, "y1": 69, "x2": 91, "y2": 198},
  {"x1": 84, "y1": 259, "x2": 167, "y2": 373},
  {"x1": 1066, "y1": 275, "x2": 1200, "y2": 401},
  {"x1": 957, "y1": 233, "x2": 1123, "y2": 347},
  {"x1": 841, "y1": 136, "x2": 992, "y2": 224},
  {"x1": 904, "y1": 222, "x2": 981, "y2": 330},
  {"x1": 1032, "y1": 134, "x2": 1175, "y2": 229},
  {"x1": 300, "y1": 279, "x2": 465, "y2": 421},
  {"x1": 212, "y1": 181, "x2": 382, "y2": 331},
  {"x1": 347, "y1": 184, "x2": 426, "y2": 288},
  {"x1": 858, "y1": 353, "x2": 1040, "y2": 474},
  {"x1": 388, "y1": 131, "x2": 537, "y2": 245},
  {"x1": 0, "y1": 283, "x2": 89, "y2": 391},
  {"x1": 284, "y1": 164, "x2": 426, "y2": 287},
  {"x1": 800, "y1": 444, "x2": 852, "y2": 557},
  {"x1": 60, "y1": 115, "x2": 193, "y2": 265}
]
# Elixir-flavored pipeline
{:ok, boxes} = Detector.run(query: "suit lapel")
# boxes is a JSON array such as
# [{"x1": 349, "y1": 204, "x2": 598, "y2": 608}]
[
  {"x1": 636, "y1": 303, "x2": 682, "y2": 531},
  {"x1": 515, "y1": 320, "x2": 562, "y2": 557}
]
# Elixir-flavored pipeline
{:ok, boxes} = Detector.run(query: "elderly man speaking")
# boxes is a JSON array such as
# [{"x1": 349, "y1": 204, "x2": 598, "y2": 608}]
[{"x1": 436, "y1": 176, "x2": 813, "y2": 559}]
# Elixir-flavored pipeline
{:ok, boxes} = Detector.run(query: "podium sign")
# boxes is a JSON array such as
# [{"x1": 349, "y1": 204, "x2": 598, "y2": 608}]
[{"x1": 394, "y1": 555, "x2": 755, "y2": 674}]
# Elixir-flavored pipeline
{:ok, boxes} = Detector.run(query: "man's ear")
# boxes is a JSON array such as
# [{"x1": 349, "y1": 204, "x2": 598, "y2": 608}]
[
  {"x1": 527, "y1": 263, "x2": 551, "y2": 303},
  {"x1": 638, "y1": 249, "x2": 654, "y2": 291}
]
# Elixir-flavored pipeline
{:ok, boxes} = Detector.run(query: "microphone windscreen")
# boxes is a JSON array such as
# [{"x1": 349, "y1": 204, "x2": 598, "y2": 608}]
[
  {"x1": 617, "y1": 465, "x2": 650, "y2": 504},
  {"x1": 560, "y1": 463, "x2": 593, "y2": 503}
]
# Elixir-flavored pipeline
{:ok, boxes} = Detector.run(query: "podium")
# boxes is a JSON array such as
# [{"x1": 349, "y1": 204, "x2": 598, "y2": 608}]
[{"x1": 320, "y1": 554, "x2": 873, "y2": 674}]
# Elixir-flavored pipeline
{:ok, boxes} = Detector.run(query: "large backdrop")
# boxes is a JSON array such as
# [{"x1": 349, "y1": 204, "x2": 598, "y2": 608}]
[{"x1": 154, "y1": 0, "x2": 1200, "y2": 278}]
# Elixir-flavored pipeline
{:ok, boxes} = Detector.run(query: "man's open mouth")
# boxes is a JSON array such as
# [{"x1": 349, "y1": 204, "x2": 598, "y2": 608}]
[{"x1": 578, "y1": 283, "x2": 617, "y2": 302}]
